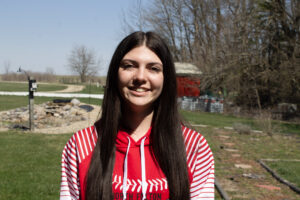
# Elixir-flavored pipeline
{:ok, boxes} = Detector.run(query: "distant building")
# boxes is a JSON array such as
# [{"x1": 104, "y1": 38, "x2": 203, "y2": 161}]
[{"x1": 175, "y1": 62, "x2": 202, "y2": 97}]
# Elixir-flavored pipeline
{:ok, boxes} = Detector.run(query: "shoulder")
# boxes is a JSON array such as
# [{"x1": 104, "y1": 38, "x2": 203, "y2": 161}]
[
  {"x1": 63, "y1": 126, "x2": 98, "y2": 163},
  {"x1": 181, "y1": 125, "x2": 207, "y2": 147},
  {"x1": 181, "y1": 125, "x2": 213, "y2": 166}
]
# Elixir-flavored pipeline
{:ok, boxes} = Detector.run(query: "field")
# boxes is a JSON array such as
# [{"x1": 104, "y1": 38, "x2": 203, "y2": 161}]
[
  {"x1": 0, "y1": 82, "x2": 299, "y2": 199},
  {"x1": 0, "y1": 82, "x2": 67, "y2": 92},
  {"x1": 0, "y1": 95, "x2": 102, "y2": 112},
  {"x1": 0, "y1": 131, "x2": 71, "y2": 200},
  {"x1": 73, "y1": 83, "x2": 105, "y2": 94}
]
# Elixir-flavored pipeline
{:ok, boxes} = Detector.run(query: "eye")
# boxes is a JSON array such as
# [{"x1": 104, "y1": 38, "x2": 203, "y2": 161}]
[
  {"x1": 120, "y1": 62, "x2": 134, "y2": 70},
  {"x1": 149, "y1": 65, "x2": 162, "y2": 73},
  {"x1": 123, "y1": 64, "x2": 133, "y2": 69}
]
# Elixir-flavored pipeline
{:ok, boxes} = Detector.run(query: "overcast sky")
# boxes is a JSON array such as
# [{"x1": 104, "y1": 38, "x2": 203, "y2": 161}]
[{"x1": 0, "y1": 0, "x2": 143, "y2": 76}]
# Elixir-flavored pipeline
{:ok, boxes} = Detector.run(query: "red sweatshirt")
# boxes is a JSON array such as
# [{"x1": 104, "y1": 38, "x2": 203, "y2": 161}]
[{"x1": 60, "y1": 125, "x2": 214, "y2": 200}]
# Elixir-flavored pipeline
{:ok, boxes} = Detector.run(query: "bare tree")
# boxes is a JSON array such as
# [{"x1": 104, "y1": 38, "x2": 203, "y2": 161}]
[
  {"x1": 120, "y1": 0, "x2": 149, "y2": 36},
  {"x1": 68, "y1": 45, "x2": 100, "y2": 83},
  {"x1": 122, "y1": 0, "x2": 300, "y2": 109},
  {"x1": 3, "y1": 60, "x2": 11, "y2": 74}
]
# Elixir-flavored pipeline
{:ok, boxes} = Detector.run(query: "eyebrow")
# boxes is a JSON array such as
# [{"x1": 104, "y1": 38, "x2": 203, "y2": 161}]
[{"x1": 121, "y1": 59, "x2": 163, "y2": 67}]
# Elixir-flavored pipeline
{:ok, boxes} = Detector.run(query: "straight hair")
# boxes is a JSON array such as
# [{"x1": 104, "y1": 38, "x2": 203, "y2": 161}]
[{"x1": 85, "y1": 31, "x2": 190, "y2": 200}]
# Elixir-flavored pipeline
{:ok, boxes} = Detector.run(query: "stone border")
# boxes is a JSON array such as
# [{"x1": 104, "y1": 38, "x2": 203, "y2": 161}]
[
  {"x1": 215, "y1": 178, "x2": 231, "y2": 200},
  {"x1": 258, "y1": 159, "x2": 300, "y2": 195}
]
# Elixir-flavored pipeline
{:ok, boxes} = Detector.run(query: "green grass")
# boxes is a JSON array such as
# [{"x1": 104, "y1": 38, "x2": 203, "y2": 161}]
[
  {"x1": 180, "y1": 110, "x2": 255, "y2": 128},
  {"x1": 0, "y1": 131, "x2": 72, "y2": 200},
  {"x1": 0, "y1": 82, "x2": 67, "y2": 92},
  {"x1": 73, "y1": 83, "x2": 104, "y2": 94},
  {"x1": 0, "y1": 95, "x2": 102, "y2": 111},
  {"x1": 264, "y1": 161, "x2": 300, "y2": 188},
  {"x1": 180, "y1": 110, "x2": 300, "y2": 135}
]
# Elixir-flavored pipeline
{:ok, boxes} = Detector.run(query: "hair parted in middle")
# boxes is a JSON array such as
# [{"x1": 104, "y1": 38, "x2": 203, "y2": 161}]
[{"x1": 85, "y1": 31, "x2": 190, "y2": 200}]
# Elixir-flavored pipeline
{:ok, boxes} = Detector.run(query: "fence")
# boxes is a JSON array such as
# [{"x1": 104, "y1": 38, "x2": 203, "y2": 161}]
[{"x1": 179, "y1": 95, "x2": 224, "y2": 113}]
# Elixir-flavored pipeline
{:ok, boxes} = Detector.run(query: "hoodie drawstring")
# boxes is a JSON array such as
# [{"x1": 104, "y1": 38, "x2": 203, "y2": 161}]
[
  {"x1": 140, "y1": 137, "x2": 147, "y2": 200},
  {"x1": 122, "y1": 136, "x2": 147, "y2": 200},
  {"x1": 122, "y1": 137, "x2": 131, "y2": 200}
]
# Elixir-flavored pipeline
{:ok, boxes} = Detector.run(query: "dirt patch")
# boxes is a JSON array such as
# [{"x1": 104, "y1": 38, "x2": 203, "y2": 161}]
[
  {"x1": 202, "y1": 127, "x2": 300, "y2": 200},
  {"x1": 51, "y1": 84, "x2": 85, "y2": 93}
]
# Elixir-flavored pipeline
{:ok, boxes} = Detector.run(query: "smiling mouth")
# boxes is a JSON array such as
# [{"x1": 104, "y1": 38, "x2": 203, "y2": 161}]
[{"x1": 129, "y1": 87, "x2": 149, "y2": 92}]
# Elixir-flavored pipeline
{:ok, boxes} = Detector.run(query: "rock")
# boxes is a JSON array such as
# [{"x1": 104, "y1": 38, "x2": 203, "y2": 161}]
[
  {"x1": 255, "y1": 184, "x2": 281, "y2": 191},
  {"x1": 225, "y1": 148, "x2": 239, "y2": 152},
  {"x1": 63, "y1": 104, "x2": 72, "y2": 111},
  {"x1": 224, "y1": 142, "x2": 235, "y2": 147},
  {"x1": 243, "y1": 173, "x2": 265, "y2": 179},
  {"x1": 0, "y1": 100, "x2": 93, "y2": 130},
  {"x1": 76, "y1": 110, "x2": 85, "y2": 116},
  {"x1": 234, "y1": 164, "x2": 252, "y2": 169},
  {"x1": 224, "y1": 126, "x2": 234, "y2": 130},
  {"x1": 192, "y1": 124, "x2": 208, "y2": 128},
  {"x1": 219, "y1": 135, "x2": 230, "y2": 139},
  {"x1": 71, "y1": 98, "x2": 80, "y2": 106}
]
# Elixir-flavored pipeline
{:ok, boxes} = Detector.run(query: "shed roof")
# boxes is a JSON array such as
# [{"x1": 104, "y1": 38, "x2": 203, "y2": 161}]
[{"x1": 174, "y1": 62, "x2": 202, "y2": 75}]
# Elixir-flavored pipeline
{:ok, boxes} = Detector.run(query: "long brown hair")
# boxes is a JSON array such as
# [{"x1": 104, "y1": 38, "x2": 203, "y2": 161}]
[{"x1": 85, "y1": 31, "x2": 190, "y2": 200}]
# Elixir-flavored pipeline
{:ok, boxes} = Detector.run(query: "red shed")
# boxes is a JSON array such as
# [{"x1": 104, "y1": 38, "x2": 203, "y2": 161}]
[{"x1": 175, "y1": 62, "x2": 202, "y2": 97}]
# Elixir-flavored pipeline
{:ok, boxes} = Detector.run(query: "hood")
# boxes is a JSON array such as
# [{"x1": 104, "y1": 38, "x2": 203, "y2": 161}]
[{"x1": 116, "y1": 126, "x2": 152, "y2": 152}]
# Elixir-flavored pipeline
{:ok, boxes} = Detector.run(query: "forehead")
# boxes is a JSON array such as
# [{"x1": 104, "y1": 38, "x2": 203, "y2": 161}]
[{"x1": 122, "y1": 45, "x2": 162, "y2": 65}]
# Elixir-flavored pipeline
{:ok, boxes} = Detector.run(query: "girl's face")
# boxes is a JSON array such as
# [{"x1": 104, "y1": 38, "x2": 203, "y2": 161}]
[{"x1": 118, "y1": 45, "x2": 164, "y2": 112}]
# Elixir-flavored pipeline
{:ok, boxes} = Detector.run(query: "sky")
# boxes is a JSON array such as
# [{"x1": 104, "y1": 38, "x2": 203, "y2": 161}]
[{"x1": 0, "y1": 0, "x2": 142, "y2": 76}]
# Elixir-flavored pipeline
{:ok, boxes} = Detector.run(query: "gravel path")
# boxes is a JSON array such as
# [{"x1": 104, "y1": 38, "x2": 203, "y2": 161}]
[{"x1": 51, "y1": 84, "x2": 85, "y2": 93}]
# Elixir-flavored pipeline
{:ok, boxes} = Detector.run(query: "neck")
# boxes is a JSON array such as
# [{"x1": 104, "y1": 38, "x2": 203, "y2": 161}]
[{"x1": 121, "y1": 106, "x2": 154, "y2": 141}]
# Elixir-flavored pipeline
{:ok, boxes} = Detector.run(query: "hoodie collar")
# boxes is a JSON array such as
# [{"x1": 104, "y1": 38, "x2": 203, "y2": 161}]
[{"x1": 116, "y1": 126, "x2": 152, "y2": 150}]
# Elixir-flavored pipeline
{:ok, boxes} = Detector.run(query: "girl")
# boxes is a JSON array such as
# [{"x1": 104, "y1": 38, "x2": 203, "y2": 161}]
[{"x1": 60, "y1": 31, "x2": 214, "y2": 200}]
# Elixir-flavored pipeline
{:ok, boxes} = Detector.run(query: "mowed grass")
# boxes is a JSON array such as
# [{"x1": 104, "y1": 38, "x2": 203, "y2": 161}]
[
  {"x1": 0, "y1": 95, "x2": 102, "y2": 112},
  {"x1": 0, "y1": 131, "x2": 72, "y2": 200},
  {"x1": 265, "y1": 161, "x2": 300, "y2": 188},
  {"x1": 75, "y1": 83, "x2": 104, "y2": 94},
  {"x1": 0, "y1": 82, "x2": 67, "y2": 92},
  {"x1": 180, "y1": 110, "x2": 300, "y2": 135}
]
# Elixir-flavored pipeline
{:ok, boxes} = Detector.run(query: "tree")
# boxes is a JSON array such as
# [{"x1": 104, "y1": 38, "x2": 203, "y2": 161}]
[
  {"x1": 3, "y1": 60, "x2": 11, "y2": 74},
  {"x1": 68, "y1": 45, "x2": 100, "y2": 83},
  {"x1": 122, "y1": 0, "x2": 300, "y2": 109}
]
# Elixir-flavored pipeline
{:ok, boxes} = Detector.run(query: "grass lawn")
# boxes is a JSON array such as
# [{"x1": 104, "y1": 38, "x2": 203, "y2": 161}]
[
  {"x1": 75, "y1": 83, "x2": 104, "y2": 94},
  {"x1": 180, "y1": 110, "x2": 300, "y2": 135},
  {"x1": 264, "y1": 160, "x2": 300, "y2": 188},
  {"x1": 0, "y1": 82, "x2": 67, "y2": 92},
  {"x1": 0, "y1": 131, "x2": 72, "y2": 200},
  {"x1": 0, "y1": 95, "x2": 102, "y2": 112}
]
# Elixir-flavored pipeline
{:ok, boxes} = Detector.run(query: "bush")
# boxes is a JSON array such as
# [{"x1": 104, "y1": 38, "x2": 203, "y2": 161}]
[{"x1": 233, "y1": 122, "x2": 252, "y2": 134}]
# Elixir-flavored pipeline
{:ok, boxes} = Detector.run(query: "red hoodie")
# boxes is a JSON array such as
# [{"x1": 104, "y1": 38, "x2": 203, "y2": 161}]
[{"x1": 60, "y1": 125, "x2": 214, "y2": 200}]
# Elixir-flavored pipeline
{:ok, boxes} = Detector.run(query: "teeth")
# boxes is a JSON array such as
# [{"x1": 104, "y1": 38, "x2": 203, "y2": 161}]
[{"x1": 135, "y1": 88, "x2": 146, "y2": 92}]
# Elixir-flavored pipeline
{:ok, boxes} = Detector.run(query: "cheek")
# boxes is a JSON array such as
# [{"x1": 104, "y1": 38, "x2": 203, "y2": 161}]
[
  {"x1": 118, "y1": 71, "x2": 129, "y2": 88},
  {"x1": 153, "y1": 75, "x2": 164, "y2": 92}
]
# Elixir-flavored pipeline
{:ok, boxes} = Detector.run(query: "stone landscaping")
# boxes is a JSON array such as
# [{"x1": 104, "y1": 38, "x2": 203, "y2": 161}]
[{"x1": 0, "y1": 98, "x2": 99, "y2": 132}]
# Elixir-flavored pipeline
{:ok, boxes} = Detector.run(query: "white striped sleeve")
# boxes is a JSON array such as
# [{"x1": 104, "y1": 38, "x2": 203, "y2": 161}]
[
  {"x1": 187, "y1": 131, "x2": 215, "y2": 199},
  {"x1": 60, "y1": 134, "x2": 80, "y2": 200}
]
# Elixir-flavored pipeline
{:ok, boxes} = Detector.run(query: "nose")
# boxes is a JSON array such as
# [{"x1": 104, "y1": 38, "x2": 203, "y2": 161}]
[{"x1": 134, "y1": 67, "x2": 146, "y2": 83}]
